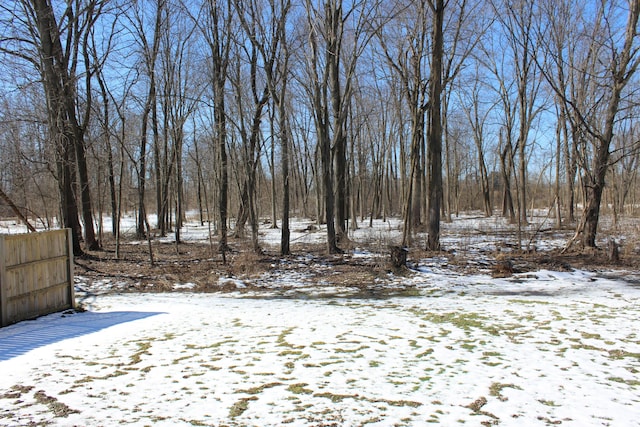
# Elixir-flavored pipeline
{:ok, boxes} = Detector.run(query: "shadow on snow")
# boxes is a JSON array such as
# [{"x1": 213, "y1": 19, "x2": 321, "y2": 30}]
[{"x1": 0, "y1": 310, "x2": 163, "y2": 361}]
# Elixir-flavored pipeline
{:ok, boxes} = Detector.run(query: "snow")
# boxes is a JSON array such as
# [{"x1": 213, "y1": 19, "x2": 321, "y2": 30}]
[{"x1": 1, "y1": 214, "x2": 640, "y2": 426}]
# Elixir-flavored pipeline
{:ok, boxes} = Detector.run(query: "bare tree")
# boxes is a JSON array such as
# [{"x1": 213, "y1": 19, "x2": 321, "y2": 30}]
[
  {"x1": 158, "y1": 2, "x2": 200, "y2": 244},
  {"x1": 538, "y1": 0, "x2": 640, "y2": 250},
  {"x1": 126, "y1": 0, "x2": 165, "y2": 238},
  {"x1": 376, "y1": 1, "x2": 429, "y2": 247},
  {"x1": 1, "y1": 0, "x2": 107, "y2": 254},
  {"x1": 263, "y1": 0, "x2": 294, "y2": 256},
  {"x1": 458, "y1": 63, "x2": 494, "y2": 217},
  {"x1": 490, "y1": 0, "x2": 545, "y2": 230},
  {"x1": 302, "y1": 0, "x2": 342, "y2": 253},
  {"x1": 229, "y1": 0, "x2": 289, "y2": 253},
  {"x1": 424, "y1": 0, "x2": 445, "y2": 251},
  {"x1": 195, "y1": 0, "x2": 235, "y2": 262},
  {"x1": 441, "y1": 0, "x2": 488, "y2": 222}
]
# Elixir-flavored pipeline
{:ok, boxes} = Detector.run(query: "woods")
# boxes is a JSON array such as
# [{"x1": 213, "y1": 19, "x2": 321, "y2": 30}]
[{"x1": 1, "y1": 0, "x2": 639, "y2": 256}]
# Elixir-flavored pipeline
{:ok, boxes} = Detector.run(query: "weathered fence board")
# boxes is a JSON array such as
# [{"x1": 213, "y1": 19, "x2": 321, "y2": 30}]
[{"x1": 0, "y1": 229, "x2": 74, "y2": 326}]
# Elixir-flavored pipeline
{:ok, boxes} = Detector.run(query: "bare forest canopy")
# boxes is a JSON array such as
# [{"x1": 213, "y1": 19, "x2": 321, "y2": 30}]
[{"x1": 0, "y1": 0, "x2": 639, "y2": 258}]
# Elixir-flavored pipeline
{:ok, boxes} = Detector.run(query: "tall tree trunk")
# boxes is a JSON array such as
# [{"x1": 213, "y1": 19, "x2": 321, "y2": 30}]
[
  {"x1": 269, "y1": 110, "x2": 279, "y2": 229},
  {"x1": 32, "y1": 0, "x2": 84, "y2": 254},
  {"x1": 411, "y1": 112, "x2": 424, "y2": 229},
  {"x1": 59, "y1": 131, "x2": 83, "y2": 254},
  {"x1": 555, "y1": 109, "x2": 563, "y2": 228},
  {"x1": 175, "y1": 132, "x2": 184, "y2": 244},
  {"x1": 101, "y1": 90, "x2": 117, "y2": 237},
  {"x1": 216, "y1": 85, "x2": 229, "y2": 261},
  {"x1": 564, "y1": 123, "x2": 578, "y2": 222},
  {"x1": 426, "y1": 0, "x2": 444, "y2": 251},
  {"x1": 320, "y1": 126, "x2": 339, "y2": 253},
  {"x1": 499, "y1": 128, "x2": 516, "y2": 222},
  {"x1": 279, "y1": 97, "x2": 291, "y2": 256},
  {"x1": 138, "y1": 100, "x2": 150, "y2": 239},
  {"x1": 73, "y1": 126, "x2": 99, "y2": 249}
]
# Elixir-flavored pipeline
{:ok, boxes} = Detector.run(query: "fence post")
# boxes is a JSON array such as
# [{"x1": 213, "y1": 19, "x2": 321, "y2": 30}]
[
  {"x1": 66, "y1": 229, "x2": 76, "y2": 309},
  {"x1": 0, "y1": 235, "x2": 7, "y2": 327}
]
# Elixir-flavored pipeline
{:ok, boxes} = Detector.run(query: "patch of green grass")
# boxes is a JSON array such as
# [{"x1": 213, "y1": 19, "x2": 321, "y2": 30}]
[
  {"x1": 608, "y1": 349, "x2": 640, "y2": 360},
  {"x1": 278, "y1": 350, "x2": 303, "y2": 356},
  {"x1": 182, "y1": 372, "x2": 204, "y2": 379},
  {"x1": 538, "y1": 399, "x2": 559, "y2": 407},
  {"x1": 199, "y1": 363, "x2": 221, "y2": 371},
  {"x1": 489, "y1": 382, "x2": 522, "y2": 401},
  {"x1": 74, "y1": 370, "x2": 128, "y2": 385},
  {"x1": 288, "y1": 383, "x2": 313, "y2": 394},
  {"x1": 277, "y1": 327, "x2": 305, "y2": 350},
  {"x1": 129, "y1": 341, "x2": 152, "y2": 365},
  {"x1": 314, "y1": 392, "x2": 358, "y2": 402},
  {"x1": 186, "y1": 339, "x2": 238, "y2": 350},
  {"x1": 570, "y1": 342, "x2": 605, "y2": 352},
  {"x1": 372, "y1": 398, "x2": 422, "y2": 407},
  {"x1": 229, "y1": 396, "x2": 257, "y2": 418},
  {"x1": 319, "y1": 360, "x2": 344, "y2": 366},
  {"x1": 237, "y1": 382, "x2": 282, "y2": 395},
  {"x1": 173, "y1": 354, "x2": 197, "y2": 364},
  {"x1": 461, "y1": 342, "x2": 476, "y2": 351},
  {"x1": 335, "y1": 345, "x2": 369, "y2": 353},
  {"x1": 399, "y1": 288, "x2": 422, "y2": 297},
  {"x1": 183, "y1": 420, "x2": 208, "y2": 426},
  {"x1": 369, "y1": 360, "x2": 380, "y2": 367},
  {"x1": 411, "y1": 311, "x2": 500, "y2": 336},
  {"x1": 581, "y1": 332, "x2": 602, "y2": 340},
  {"x1": 417, "y1": 349, "x2": 434, "y2": 358},
  {"x1": 607, "y1": 377, "x2": 640, "y2": 386},
  {"x1": 508, "y1": 299, "x2": 551, "y2": 305}
]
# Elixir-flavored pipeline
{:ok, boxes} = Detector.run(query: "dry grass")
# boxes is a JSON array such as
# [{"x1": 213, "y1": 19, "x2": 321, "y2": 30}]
[{"x1": 74, "y1": 224, "x2": 640, "y2": 295}]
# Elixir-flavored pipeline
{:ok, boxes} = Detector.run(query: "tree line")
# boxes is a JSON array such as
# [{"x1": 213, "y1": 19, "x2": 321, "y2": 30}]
[{"x1": 0, "y1": 0, "x2": 639, "y2": 258}]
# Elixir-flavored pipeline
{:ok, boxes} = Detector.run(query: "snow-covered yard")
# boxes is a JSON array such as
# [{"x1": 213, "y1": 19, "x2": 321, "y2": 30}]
[
  {"x1": 1, "y1": 269, "x2": 639, "y2": 426},
  {"x1": 1, "y1": 214, "x2": 639, "y2": 426}
]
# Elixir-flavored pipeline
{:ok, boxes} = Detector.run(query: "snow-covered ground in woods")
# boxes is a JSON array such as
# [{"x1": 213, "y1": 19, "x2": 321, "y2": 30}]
[{"x1": 1, "y1": 213, "x2": 639, "y2": 426}]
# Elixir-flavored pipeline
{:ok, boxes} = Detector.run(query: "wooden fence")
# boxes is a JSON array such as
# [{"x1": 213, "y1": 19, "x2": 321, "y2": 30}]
[{"x1": 0, "y1": 229, "x2": 75, "y2": 327}]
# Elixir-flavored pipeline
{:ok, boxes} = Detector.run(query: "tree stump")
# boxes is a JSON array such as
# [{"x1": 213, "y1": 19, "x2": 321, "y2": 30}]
[
  {"x1": 390, "y1": 246, "x2": 408, "y2": 268},
  {"x1": 491, "y1": 259, "x2": 514, "y2": 278}
]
